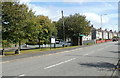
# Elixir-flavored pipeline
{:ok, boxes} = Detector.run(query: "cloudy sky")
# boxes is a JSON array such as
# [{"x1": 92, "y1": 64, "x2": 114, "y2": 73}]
[{"x1": 20, "y1": 0, "x2": 119, "y2": 31}]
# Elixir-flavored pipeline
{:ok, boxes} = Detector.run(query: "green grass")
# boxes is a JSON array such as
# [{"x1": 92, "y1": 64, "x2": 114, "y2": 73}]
[{"x1": 4, "y1": 45, "x2": 80, "y2": 56}]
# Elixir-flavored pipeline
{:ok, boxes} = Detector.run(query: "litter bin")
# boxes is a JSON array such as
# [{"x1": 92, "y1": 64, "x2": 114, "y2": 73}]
[
  {"x1": 1, "y1": 49, "x2": 5, "y2": 55},
  {"x1": 15, "y1": 49, "x2": 20, "y2": 54}
]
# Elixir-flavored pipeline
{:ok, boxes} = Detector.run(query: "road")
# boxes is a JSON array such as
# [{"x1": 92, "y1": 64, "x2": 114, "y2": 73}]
[{"x1": 2, "y1": 42, "x2": 119, "y2": 77}]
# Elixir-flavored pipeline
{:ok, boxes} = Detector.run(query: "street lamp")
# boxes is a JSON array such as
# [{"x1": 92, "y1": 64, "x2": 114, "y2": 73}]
[{"x1": 100, "y1": 14, "x2": 107, "y2": 29}]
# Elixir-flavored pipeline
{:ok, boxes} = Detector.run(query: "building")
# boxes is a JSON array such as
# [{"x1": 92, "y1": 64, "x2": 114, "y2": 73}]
[
  {"x1": 96, "y1": 28, "x2": 103, "y2": 40},
  {"x1": 91, "y1": 27, "x2": 97, "y2": 40},
  {"x1": 118, "y1": 31, "x2": 120, "y2": 37},
  {"x1": 91, "y1": 27, "x2": 103, "y2": 40},
  {"x1": 113, "y1": 31, "x2": 118, "y2": 37},
  {"x1": 103, "y1": 29, "x2": 109, "y2": 39},
  {"x1": 108, "y1": 30, "x2": 113, "y2": 39}
]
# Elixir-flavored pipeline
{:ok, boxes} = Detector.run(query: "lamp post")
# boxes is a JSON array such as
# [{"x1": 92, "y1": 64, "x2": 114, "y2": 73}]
[
  {"x1": 100, "y1": 14, "x2": 107, "y2": 40},
  {"x1": 100, "y1": 14, "x2": 107, "y2": 29}
]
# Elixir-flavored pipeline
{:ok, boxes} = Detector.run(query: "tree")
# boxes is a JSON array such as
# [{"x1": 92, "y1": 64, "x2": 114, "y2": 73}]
[
  {"x1": 36, "y1": 15, "x2": 57, "y2": 48},
  {"x1": 26, "y1": 15, "x2": 57, "y2": 48},
  {"x1": 2, "y1": 1, "x2": 36, "y2": 53},
  {"x1": 56, "y1": 13, "x2": 91, "y2": 45}
]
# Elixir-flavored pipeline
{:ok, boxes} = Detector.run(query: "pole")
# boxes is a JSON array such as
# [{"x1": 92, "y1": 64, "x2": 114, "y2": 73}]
[
  {"x1": 101, "y1": 15, "x2": 102, "y2": 29},
  {"x1": 100, "y1": 14, "x2": 107, "y2": 29},
  {"x1": 61, "y1": 10, "x2": 65, "y2": 47},
  {"x1": 100, "y1": 14, "x2": 107, "y2": 39}
]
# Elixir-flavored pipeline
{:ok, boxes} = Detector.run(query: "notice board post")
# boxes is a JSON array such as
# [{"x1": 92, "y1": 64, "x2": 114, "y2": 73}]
[{"x1": 50, "y1": 37, "x2": 56, "y2": 49}]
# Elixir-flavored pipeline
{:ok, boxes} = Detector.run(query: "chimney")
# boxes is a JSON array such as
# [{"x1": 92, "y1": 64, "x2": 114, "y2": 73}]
[
  {"x1": 105, "y1": 29, "x2": 107, "y2": 31},
  {"x1": 91, "y1": 25, "x2": 93, "y2": 27}
]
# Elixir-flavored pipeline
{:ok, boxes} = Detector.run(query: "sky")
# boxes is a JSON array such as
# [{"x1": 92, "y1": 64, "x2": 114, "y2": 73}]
[{"x1": 20, "y1": 0, "x2": 119, "y2": 31}]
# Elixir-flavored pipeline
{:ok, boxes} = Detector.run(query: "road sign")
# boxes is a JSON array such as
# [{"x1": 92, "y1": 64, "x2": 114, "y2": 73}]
[
  {"x1": 79, "y1": 34, "x2": 85, "y2": 36},
  {"x1": 51, "y1": 38, "x2": 55, "y2": 43}
]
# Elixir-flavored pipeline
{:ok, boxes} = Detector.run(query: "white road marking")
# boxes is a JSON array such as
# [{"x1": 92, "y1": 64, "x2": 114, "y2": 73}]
[
  {"x1": 18, "y1": 74, "x2": 25, "y2": 76},
  {"x1": 44, "y1": 58, "x2": 76, "y2": 69},
  {"x1": 84, "y1": 54, "x2": 89, "y2": 56},
  {"x1": 13, "y1": 74, "x2": 25, "y2": 78}
]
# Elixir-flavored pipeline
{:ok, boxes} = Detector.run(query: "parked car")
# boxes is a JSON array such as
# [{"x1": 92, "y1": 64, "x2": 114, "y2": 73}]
[
  {"x1": 67, "y1": 42, "x2": 72, "y2": 46},
  {"x1": 59, "y1": 42, "x2": 67, "y2": 47},
  {"x1": 112, "y1": 38, "x2": 117, "y2": 42},
  {"x1": 55, "y1": 41, "x2": 60, "y2": 44},
  {"x1": 60, "y1": 41, "x2": 72, "y2": 47}
]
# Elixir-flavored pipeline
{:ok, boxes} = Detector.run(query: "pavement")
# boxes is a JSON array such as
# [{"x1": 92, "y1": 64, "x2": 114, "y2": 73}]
[{"x1": 1, "y1": 42, "x2": 119, "y2": 77}]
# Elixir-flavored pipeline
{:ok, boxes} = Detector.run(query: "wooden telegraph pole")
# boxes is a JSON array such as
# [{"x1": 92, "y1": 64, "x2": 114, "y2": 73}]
[{"x1": 61, "y1": 10, "x2": 65, "y2": 47}]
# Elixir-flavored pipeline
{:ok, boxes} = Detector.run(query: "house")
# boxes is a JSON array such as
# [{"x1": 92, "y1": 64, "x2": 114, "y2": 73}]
[
  {"x1": 91, "y1": 26, "x2": 96, "y2": 40},
  {"x1": 113, "y1": 31, "x2": 118, "y2": 37},
  {"x1": 91, "y1": 27, "x2": 103, "y2": 40},
  {"x1": 118, "y1": 31, "x2": 120, "y2": 37},
  {"x1": 96, "y1": 28, "x2": 103, "y2": 40},
  {"x1": 108, "y1": 30, "x2": 113, "y2": 39},
  {"x1": 103, "y1": 29, "x2": 109, "y2": 39}
]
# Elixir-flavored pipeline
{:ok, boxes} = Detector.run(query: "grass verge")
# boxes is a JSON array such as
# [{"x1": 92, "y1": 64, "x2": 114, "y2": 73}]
[{"x1": 4, "y1": 45, "x2": 80, "y2": 56}]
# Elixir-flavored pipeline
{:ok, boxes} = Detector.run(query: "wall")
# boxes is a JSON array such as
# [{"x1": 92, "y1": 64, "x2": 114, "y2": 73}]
[{"x1": 83, "y1": 40, "x2": 96, "y2": 45}]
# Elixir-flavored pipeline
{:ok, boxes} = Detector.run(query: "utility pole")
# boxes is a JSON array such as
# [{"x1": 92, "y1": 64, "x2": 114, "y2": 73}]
[
  {"x1": 100, "y1": 14, "x2": 107, "y2": 29},
  {"x1": 61, "y1": 10, "x2": 65, "y2": 47},
  {"x1": 100, "y1": 14, "x2": 107, "y2": 39},
  {"x1": 100, "y1": 15, "x2": 102, "y2": 29}
]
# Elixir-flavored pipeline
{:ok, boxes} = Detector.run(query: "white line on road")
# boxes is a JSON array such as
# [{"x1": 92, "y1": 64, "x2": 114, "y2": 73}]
[
  {"x1": 44, "y1": 58, "x2": 76, "y2": 69},
  {"x1": 18, "y1": 74, "x2": 25, "y2": 76},
  {"x1": 13, "y1": 74, "x2": 25, "y2": 78},
  {"x1": 84, "y1": 54, "x2": 89, "y2": 56}
]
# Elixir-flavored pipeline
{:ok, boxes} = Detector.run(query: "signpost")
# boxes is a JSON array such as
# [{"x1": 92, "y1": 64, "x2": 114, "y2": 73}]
[
  {"x1": 50, "y1": 37, "x2": 56, "y2": 49},
  {"x1": 51, "y1": 37, "x2": 55, "y2": 44}
]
